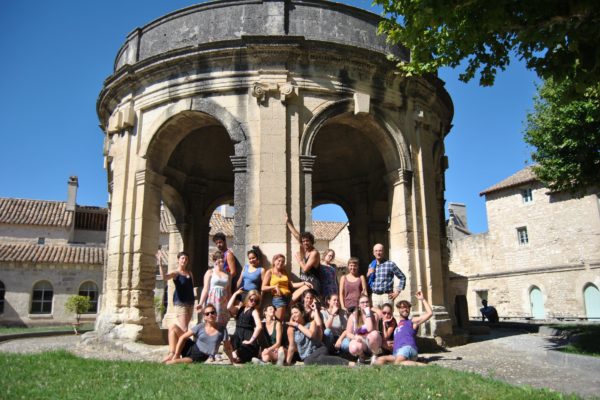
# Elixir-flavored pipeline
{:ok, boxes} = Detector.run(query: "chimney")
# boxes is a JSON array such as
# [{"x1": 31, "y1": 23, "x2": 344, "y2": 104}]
[
  {"x1": 448, "y1": 202, "x2": 468, "y2": 229},
  {"x1": 66, "y1": 176, "x2": 78, "y2": 211}
]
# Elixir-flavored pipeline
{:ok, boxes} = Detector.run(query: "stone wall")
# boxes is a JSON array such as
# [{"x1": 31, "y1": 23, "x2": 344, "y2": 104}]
[
  {"x1": 449, "y1": 184, "x2": 600, "y2": 320},
  {"x1": 0, "y1": 262, "x2": 103, "y2": 326}
]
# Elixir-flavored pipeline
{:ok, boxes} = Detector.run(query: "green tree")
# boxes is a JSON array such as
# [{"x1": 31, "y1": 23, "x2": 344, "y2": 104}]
[
  {"x1": 525, "y1": 78, "x2": 600, "y2": 193},
  {"x1": 374, "y1": 0, "x2": 600, "y2": 88},
  {"x1": 374, "y1": 0, "x2": 600, "y2": 191},
  {"x1": 65, "y1": 295, "x2": 91, "y2": 327}
]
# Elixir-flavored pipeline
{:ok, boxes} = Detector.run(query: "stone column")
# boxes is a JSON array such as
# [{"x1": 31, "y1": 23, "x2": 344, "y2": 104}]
[
  {"x1": 386, "y1": 168, "x2": 413, "y2": 301},
  {"x1": 230, "y1": 155, "x2": 248, "y2": 263},
  {"x1": 299, "y1": 155, "x2": 316, "y2": 233},
  {"x1": 411, "y1": 109, "x2": 452, "y2": 340},
  {"x1": 96, "y1": 154, "x2": 165, "y2": 343},
  {"x1": 249, "y1": 77, "x2": 296, "y2": 263}
]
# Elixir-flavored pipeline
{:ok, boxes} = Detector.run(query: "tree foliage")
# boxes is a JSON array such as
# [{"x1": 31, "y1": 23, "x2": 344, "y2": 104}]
[
  {"x1": 374, "y1": 0, "x2": 600, "y2": 192},
  {"x1": 525, "y1": 78, "x2": 600, "y2": 193},
  {"x1": 374, "y1": 0, "x2": 600, "y2": 88},
  {"x1": 65, "y1": 295, "x2": 91, "y2": 325}
]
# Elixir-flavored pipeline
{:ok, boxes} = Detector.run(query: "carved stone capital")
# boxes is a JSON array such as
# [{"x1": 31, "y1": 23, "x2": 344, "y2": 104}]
[
  {"x1": 299, "y1": 155, "x2": 317, "y2": 173},
  {"x1": 385, "y1": 168, "x2": 413, "y2": 186},
  {"x1": 251, "y1": 81, "x2": 296, "y2": 105},
  {"x1": 107, "y1": 102, "x2": 136, "y2": 135},
  {"x1": 230, "y1": 155, "x2": 248, "y2": 173}
]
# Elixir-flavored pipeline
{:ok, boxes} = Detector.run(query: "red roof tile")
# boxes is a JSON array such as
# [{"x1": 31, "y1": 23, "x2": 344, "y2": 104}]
[
  {"x1": 0, "y1": 243, "x2": 104, "y2": 265},
  {"x1": 0, "y1": 198, "x2": 73, "y2": 227}
]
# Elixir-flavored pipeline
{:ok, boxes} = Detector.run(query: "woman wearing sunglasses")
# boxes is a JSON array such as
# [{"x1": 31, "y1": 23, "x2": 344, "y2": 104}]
[
  {"x1": 227, "y1": 288, "x2": 263, "y2": 363},
  {"x1": 163, "y1": 303, "x2": 234, "y2": 364}
]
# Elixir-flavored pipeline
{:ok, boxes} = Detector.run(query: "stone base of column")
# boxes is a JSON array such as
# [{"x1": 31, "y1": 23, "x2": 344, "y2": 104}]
[{"x1": 94, "y1": 311, "x2": 166, "y2": 345}]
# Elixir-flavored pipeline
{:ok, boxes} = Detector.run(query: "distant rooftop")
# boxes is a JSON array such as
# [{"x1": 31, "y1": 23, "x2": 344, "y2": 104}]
[
  {"x1": 480, "y1": 166, "x2": 537, "y2": 196},
  {"x1": 0, "y1": 242, "x2": 104, "y2": 265}
]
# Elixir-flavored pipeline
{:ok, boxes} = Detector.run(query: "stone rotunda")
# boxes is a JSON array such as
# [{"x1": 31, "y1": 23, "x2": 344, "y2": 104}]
[{"x1": 96, "y1": 0, "x2": 454, "y2": 344}]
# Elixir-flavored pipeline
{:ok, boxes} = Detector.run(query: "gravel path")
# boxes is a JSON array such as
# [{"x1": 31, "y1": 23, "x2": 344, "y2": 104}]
[{"x1": 1, "y1": 328, "x2": 599, "y2": 398}]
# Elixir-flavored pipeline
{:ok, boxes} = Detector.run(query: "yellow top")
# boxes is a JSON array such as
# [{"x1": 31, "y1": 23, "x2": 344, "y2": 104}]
[{"x1": 270, "y1": 271, "x2": 291, "y2": 297}]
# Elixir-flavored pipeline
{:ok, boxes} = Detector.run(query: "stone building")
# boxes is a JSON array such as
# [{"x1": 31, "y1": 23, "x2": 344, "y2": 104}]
[
  {"x1": 448, "y1": 166, "x2": 600, "y2": 322},
  {"x1": 96, "y1": 0, "x2": 454, "y2": 343},
  {"x1": 0, "y1": 177, "x2": 106, "y2": 326}
]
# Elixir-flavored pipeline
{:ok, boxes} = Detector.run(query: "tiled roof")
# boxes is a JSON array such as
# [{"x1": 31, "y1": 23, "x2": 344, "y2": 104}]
[
  {"x1": 0, "y1": 243, "x2": 104, "y2": 265},
  {"x1": 209, "y1": 212, "x2": 234, "y2": 236},
  {"x1": 75, "y1": 206, "x2": 108, "y2": 231},
  {"x1": 312, "y1": 221, "x2": 347, "y2": 241},
  {"x1": 480, "y1": 166, "x2": 538, "y2": 196},
  {"x1": 0, "y1": 198, "x2": 72, "y2": 227}
]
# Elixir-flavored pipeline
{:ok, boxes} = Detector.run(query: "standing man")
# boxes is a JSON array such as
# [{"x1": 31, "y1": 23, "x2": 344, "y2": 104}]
[
  {"x1": 367, "y1": 243, "x2": 406, "y2": 307},
  {"x1": 212, "y1": 232, "x2": 240, "y2": 293}
]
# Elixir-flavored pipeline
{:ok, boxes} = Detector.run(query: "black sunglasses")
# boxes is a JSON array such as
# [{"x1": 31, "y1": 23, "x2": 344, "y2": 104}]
[{"x1": 204, "y1": 310, "x2": 217, "y2": 316}]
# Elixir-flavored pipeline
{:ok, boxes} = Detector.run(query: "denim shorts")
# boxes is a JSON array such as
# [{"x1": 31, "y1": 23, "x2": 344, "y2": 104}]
[
  {"x1": 393, "y1": 345, "x2": 418, "y2": 360},
  {"x1": 272, "y1": 295, "x2": 290, "y2": 309}
]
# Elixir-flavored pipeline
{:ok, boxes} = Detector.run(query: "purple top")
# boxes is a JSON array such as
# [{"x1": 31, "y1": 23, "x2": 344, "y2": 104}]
[{"x1": 392, "y1": 319, "x2": 417, "y2": 353}]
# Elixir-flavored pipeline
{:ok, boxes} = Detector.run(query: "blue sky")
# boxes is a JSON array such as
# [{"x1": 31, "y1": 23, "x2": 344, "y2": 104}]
[{"x1": 0, "y1": 0, "x2": 539, "y2": 234}]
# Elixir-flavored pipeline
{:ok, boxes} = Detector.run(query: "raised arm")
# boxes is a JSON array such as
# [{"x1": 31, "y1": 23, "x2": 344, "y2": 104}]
[
  {"x1": 296, "y1": 249, "x2": 320, "y2": 273},
  {"x1": 156, "y1": 252, "x2": 178, "y2": 282},
  {"x1": 285, "y1": 213, "x2": 301, "y2": 243},
  {"x1": 227, "y1": 287, "x2": 244, "y2": 316},
  {"x1": 412, "y1": 291, "x2": 433, "y2": 327}
]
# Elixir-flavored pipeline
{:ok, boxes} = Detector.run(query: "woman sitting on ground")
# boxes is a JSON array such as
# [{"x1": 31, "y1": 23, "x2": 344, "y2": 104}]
[
  {"x1": 158, "y1": 251, "x2": 196, "y2": 331},
  {"x1": 237, "y1": 246, "x2": 265, "y2": 302},
  {"x1": 321, "y1": 294, "x2": 348, "y2": 352},
  {"x1": 338, "y1": 257, "x2": 367, "y2": 311},
  {"x1": 336, "y1": 294, "x2": 381, "y2": 363},
  {"x1": 285, "y1": 303, "x2": 350, "y2": 366},
  {"x1": 374, "y1": 303, "x2": 397, "y2": 355},
  {"x1": 260, "y1": 304, "x2": 286, "y2": 364},
  {"x1": 320, "y1": 249, "x2": 339, "y2": 299},
  {"x1": 261, "y1": 253, "x2": 307, "y2": 321},
  {"x1": 164, "y1": 303, "x2": 234, "y2": 364},
  {"x1": 198, "y1": 251, "x2": 231, "y2": 328},
  {"x1": 227, "y1": 288, "x2": 263, "y2": 363}
]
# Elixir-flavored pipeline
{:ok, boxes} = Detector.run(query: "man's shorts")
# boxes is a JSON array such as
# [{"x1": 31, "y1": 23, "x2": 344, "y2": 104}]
[{"x1": 393, "y1": 345, "x2": 418, "y2": 360}]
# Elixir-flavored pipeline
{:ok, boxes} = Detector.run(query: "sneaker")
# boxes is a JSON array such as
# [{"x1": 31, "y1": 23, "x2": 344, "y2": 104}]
[
  {"x1": 251, "y1": 357, "x2": 266, "y2": 365},
  {"x1": 276, "y1": 348, "x2": 286, "y2": 366}
]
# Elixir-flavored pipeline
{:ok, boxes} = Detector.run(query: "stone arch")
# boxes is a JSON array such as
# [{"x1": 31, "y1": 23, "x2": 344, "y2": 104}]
[
  {"x1": 300, "y1": 99, "x2": 411, "y2": 172},
  {"x1": 145, "y1": 99, "x2": 247, "y2": 174},
  {"x1": 528, "y1": 285, "x2": 545, "y2": 319},
  {"x1": 300, "y1": 98, "x2": 412, "y2": 271}
]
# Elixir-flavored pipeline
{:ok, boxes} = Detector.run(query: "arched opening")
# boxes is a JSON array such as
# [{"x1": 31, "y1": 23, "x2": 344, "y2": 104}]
[
  {"x1": 310, "y1": 110, "x2": 403, "y2": 274},
  {"x1": 31, "y1": 281, "x2": 53, "y2": 314},
  {"x1": 583, "y1": 283, "x2": 600, "y2": 320},
  {"x1": 148, "y1": 111, "x2": 236, "y2": 282},
  {"x1": 529, "y1": 286, "x2": 545, "y2": 319},
  {"x1": 78, "y1": 281, "x2": 99, "y2": 314}
]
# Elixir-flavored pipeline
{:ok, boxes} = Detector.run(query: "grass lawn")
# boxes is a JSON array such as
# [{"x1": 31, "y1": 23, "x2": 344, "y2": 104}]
[
  {"x1": 0, "y1": 351, "x2": 579, "y2": 400},
  {"x1": 0, "y1": 324, "x2": 94, "y2": 336},
  {"x1": 548, "y1": 324, "x2": 600, "y2": 357}
]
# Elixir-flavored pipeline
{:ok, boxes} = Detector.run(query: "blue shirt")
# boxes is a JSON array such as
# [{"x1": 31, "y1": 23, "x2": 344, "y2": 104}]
[{"x1": 368, "y1": 259, "x2": 406, "y2": 294}]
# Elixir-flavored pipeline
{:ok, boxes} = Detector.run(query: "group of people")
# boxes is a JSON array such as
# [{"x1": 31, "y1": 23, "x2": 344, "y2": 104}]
[{"x1": 158, "y1": 216, "x2": 433, "y2": 366}]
